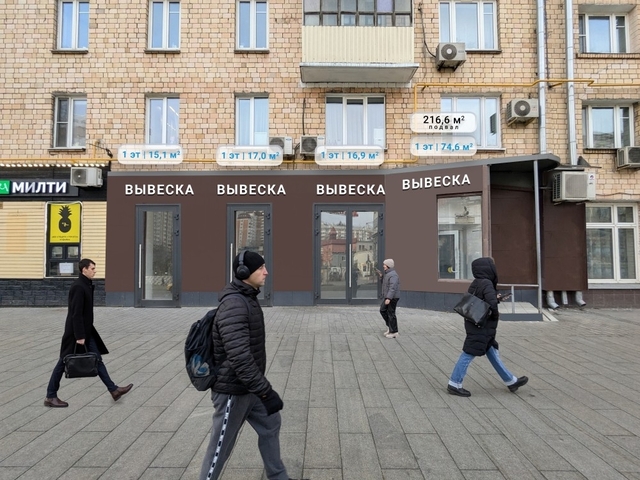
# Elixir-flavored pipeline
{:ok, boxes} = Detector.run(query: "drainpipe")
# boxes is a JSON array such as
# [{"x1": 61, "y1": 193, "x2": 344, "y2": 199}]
[
  {"x1": 536, "y1": 0, "x2": 546, "y2": 312},
  {"x1": 564, "y1": 0, "x2": 587, "y2": 307}
]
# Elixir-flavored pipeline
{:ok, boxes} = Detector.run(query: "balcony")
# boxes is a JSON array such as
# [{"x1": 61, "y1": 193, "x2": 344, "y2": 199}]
[{"x1": 300, "y1": 26, "x2": 418, "y2": 84}]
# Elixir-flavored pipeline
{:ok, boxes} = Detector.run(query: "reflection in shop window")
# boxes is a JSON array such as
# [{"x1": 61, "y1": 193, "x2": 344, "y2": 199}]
[
  {"x1": 586, "y1": 204, "x2": 637, "y2": 282},
  {"x1": 437, "y1": 195, "x2": 482, "y2": 279}
]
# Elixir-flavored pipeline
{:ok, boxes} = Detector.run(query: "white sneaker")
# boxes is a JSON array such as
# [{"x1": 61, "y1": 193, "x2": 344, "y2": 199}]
[
  {"x1": 383, "y1": 328, "x2": 389, "y2": 335},
  {"x1": 385, "y1": 332, "x2": 398, "y2": 338}
]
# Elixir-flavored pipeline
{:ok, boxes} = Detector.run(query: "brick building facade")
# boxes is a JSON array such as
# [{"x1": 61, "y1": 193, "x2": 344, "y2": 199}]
[{"x1": 1, "y1": 0, "x2": 639, "y2": 308}]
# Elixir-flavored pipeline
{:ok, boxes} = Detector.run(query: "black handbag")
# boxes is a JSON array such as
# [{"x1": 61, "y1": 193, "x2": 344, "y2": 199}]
[
  {"x1": 453, "y1": 289, "x2": 492, "y2": 328},
  {"x1": 63, "y1": 344, "x2": 99, "y2": 378}
]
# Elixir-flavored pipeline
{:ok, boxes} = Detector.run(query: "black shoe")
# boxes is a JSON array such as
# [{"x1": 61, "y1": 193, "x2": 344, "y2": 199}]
[
  {"x1": 508, "y1": 376, "x2": 529, "y2": 393},
  {"x1": 447, "y1": 385, "x2": 471, "y2": 397}
]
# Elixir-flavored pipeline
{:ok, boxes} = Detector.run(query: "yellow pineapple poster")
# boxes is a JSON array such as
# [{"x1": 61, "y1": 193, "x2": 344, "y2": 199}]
[{"x1": 49, "y1": 203, "x2": 81, "y2": 243}]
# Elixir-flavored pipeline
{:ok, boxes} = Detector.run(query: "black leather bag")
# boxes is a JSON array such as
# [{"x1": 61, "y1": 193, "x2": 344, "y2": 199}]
[
  {"x1": 63, "y1": 345, "x2": 99, "y2": 378},
  {"x1": 453, "y1": 290, "x2": 491, "y2": 328}
]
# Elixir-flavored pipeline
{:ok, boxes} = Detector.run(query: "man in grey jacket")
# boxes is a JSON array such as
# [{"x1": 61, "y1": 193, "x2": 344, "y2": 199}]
[
  {"x1": 200, "y1": 251, "x2": 303, "y2": 480},
  {"x1": 379, "y1": 258, "x2": 401, "y2": 338}
]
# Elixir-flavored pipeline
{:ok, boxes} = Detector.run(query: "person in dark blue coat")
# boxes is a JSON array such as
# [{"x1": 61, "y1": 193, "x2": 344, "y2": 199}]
[
  {"x1": 44, "y1": 259, "x2": 133, "y2": 407},
  {"x1": 447, "y1": 257, "x2": 528, "y2": 397}
]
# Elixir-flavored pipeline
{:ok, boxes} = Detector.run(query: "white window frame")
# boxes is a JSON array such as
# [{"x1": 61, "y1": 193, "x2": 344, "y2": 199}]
[
  {"x1": 578, "y1": 13, "x2": 628, "y2": 54},
  {"x1": 586, "y1": 204, "x2": 638, "y2": 283},
  {"x1": 146, "y1": 96, "x2": 180, "y2": 145},
  {"x1": 439, "y1": 1, "x2": 497, "y2": 50},
  {"x1": 53, "y1": 96, "x2": 87, "y2": 148},
  {"x1": 237, "y1": 0, "x2": 268, "y2": 50},
  {"x1": 148, "y1": 0, "x2": 181, "y2": 50},
  {"x1": 582, "y1": 104, "x2": 633, "y2": 149},
  {"x1": 441, "y1": 96, "x2": 500, "y2": 148},
  {"x1": 325, "y1": 95, "x2": 386, "y2": 148},
  {"x1": 58, "y1": 0, "x2": 89, "y2": 50},
  {"x1": 236, "y1": 96, "x2": 269, "y2": 146}
]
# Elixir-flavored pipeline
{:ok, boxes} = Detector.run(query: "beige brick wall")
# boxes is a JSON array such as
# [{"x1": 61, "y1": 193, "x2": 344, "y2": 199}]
[{"x1": 0, "y1": 0, "x2": 639, "y2": 200}]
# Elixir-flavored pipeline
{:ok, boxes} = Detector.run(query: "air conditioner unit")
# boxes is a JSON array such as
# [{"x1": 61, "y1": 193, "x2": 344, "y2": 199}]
[
  {"x1": 506, "y1": 99, "x2": 539, "y2": 125},
  {"x1": 435, "y1": 43, "x2": 466, "y2": 70},
  {"x1": 552, "y1": 171, "x2": 596, "y2": 202},
  {"x1": 70, "y1": 167, "x2": 103, "y2": 187},
  {"x1": 616, "y1": 146, "x2": 640, "y2": 169},
  {"x1": 269, "y1": 136, "x2": 293, "y2": 156},
  {"x1": 300, "y1": 135, "x2": 325, "y2": 156}
]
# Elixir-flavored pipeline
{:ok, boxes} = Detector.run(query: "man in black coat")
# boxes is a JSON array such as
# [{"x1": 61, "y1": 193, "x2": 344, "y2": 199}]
[
  {"x1": 44, "y1": 258, "x2": 133, "y2": 407},
  {"x1": 200, "y1": 251, "x2": 298, "y2": 480}
]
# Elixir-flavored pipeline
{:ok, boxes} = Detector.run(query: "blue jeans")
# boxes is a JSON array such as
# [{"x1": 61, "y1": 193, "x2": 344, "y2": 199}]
[
  {"x1": 449, "y1": 347, "x2": 517, "y2": 388},
  {"x1": 46, "y1": 338, "x2": 117, "y2": 398}
]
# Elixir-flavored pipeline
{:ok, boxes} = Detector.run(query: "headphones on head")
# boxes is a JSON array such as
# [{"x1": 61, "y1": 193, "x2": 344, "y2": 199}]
[{"x1": 235, "y1": 250, "x2": 251, "y2": 280}]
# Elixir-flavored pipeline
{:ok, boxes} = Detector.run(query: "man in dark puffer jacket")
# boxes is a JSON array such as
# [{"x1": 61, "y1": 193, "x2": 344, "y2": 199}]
[
  {"x1": 200, "y1": 251, "x2": 296, "y2": 480},
  {"x1": 447, "y1": 257, "x2": 529, "y2": 397}
]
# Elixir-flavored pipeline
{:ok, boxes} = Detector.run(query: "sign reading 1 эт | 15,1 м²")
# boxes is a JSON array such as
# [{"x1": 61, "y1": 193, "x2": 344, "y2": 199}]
[
  {"x1": 118, "y1": 145, "x2": 183, "y2": 164},
  {"x1": 410, "y1": 112, "x2": 477, "y2": 134}
]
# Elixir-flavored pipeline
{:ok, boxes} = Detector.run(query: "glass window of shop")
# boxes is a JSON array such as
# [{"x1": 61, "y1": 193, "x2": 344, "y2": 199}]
[{"x1": 438, "y1": 195, "x2": 482, "y2": 279}]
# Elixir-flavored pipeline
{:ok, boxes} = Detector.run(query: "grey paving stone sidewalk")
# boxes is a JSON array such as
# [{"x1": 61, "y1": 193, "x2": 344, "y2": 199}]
[{"x1": 1, "y1": 305, "x2": 640, "y2": 480}]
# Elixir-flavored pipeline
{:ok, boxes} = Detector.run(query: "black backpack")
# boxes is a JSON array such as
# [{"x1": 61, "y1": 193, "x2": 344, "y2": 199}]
[{"x1": 184, "y1": 293, "x2": 249, "y2": 391}]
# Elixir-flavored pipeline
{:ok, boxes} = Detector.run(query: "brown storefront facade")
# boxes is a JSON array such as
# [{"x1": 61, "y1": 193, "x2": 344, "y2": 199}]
[{"x1": 106, "y1": 154, "x2": 589, "y2": 318}]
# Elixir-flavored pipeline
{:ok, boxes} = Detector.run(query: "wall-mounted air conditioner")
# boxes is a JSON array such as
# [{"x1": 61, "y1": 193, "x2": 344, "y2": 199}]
[
  {"x1": 552, "y1": 171, "x2": 596, "y2": 203},
  {"x1": 616, "y1": 146, "x2": 640, "y2": 169},
  {"x1": 435, "y1": 43, "x2": 466, "y2": 70},
  {"x1": 269, "y1": 136, "x2": 293, "y2": 156},
  {"x1": 506, "y1": 99, "x2": 539, "y2": 125},
  {"x1": 70, "y1": 167, "x2": 103, "y2": 187},
  {"x1": 300, "y1": 135, "x2": 325, "y2": 156}
]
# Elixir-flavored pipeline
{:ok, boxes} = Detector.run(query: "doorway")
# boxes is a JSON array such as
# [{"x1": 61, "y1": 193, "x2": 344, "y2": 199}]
[
  {"x1": 315, "y1": 205, "x2": 383, "y2": 304},
  {"x1": 227, "y1": 205, "x2": 272, "y2": 306},
  {"x1": 134, "y1": 205, "x2": 181, "y2": 307}
]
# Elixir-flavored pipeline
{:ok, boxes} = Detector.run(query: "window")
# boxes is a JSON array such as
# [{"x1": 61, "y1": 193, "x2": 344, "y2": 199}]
[
  {"x1": 149, "y1": 0, "x2": 180, "y2": 49},
  {"x1": 236, "y1": 96, "x2": 269, "y2": 145},
  {"x1": 238, "y1": 0, "x2": 268, "y2": 49},
  {"x1": 579, "y1": 14, "x2": 627, "y2": 53},
  {"x1": 440, "y1": 1, "x2": 496, "y2": 50},
  {"x1": 58, "y1": 0, "x2": 89, "y2": 49},
  {"x1": 582, "y1": 105, "x2": 632, "y2": 149},
  {"x1": 587, "y1": 204, "x2": 637, "y2": 282},
  {"x1": 326, "y1": 96, "x2": 385, "y2": 147},
  {"x1": 54, "y1": 96, "x2": 86, "y2": 148},
  {"x1": 441, "y1": 96, "x2": 499, "y2": 148},
  {"x1": 438, "y1": 195, "x2": 483, "y2": 280},
  {"x1": 303, "y1": 0, "x2": 412, "y2": 26},
  {"x1": 147, "y1": 96, "x2": 180, "y2": 144}
]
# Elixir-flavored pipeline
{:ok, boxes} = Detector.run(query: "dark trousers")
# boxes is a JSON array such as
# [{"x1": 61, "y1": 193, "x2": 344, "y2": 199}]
[
  {"x1": 200, "y1": 393, "x2": 288, "y2": 480},
  {"x1": 46, "y1": 338, "x2": 117, "y2": 398},
  {"x1": 380, "y1": 298, "x2": 399, "y2": 333}
]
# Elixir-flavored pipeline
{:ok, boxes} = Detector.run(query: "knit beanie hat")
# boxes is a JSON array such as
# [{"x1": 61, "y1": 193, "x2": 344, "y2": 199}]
[
  {"x1": 233, "y1": 251, "x2": 265, "y2": 279},
  {"x1": 383, "y1": 259, "x2": 395, "y2": 268}
]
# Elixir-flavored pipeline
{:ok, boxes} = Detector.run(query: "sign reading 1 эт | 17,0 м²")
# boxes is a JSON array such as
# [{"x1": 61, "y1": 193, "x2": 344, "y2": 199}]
[
  {"x1": 216, "y1": 145, "x2": 284, "y2": 167},
  {"x1": 118, "y1": 145, "x2": 183, "y2": 164},
  {"x1": 410, "y1": 112, "x2": 477, "y2": 134}
]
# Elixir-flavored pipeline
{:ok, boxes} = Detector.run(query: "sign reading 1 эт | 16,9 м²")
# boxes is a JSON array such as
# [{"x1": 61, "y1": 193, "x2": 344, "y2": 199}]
[
  {"x1": 410, "y1": 112, "x2": 477, "y2": 134},
  {"x1": 118, "y1": 145, "x2": 183, "y2": 164}
]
